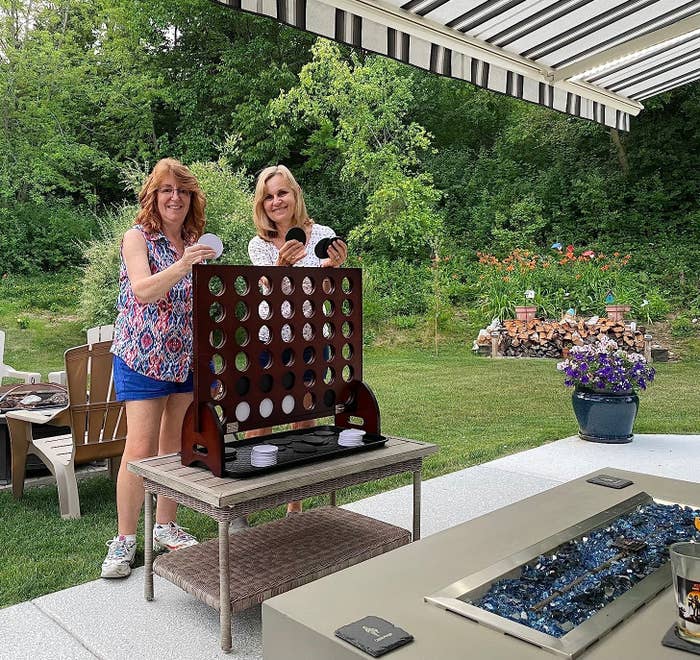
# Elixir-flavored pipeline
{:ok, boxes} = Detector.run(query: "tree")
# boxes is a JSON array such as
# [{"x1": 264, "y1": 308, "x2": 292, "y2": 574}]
[{"x1": 270, "y1": 39, "x2": 444, "y2": 261}]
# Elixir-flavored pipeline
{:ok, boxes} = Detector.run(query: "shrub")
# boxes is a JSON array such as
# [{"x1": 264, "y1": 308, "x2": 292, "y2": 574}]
[
  {"x1": 80, "y1": 204, "x2": 136, "y2": 326},
  {"x1": 0, "y1": 201, "x2": 98, "y2": 274},
  {"x1": 189, "y1": 159, "x2": 254, "y2": 265},
  {"x1": 360, "y1": 258, "x2": 431, "y2": 329}
]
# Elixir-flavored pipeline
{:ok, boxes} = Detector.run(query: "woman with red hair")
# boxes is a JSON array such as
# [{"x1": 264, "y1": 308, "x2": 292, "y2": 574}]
[{"x1": 102, "y1": 158, "x2": 216, "y2": 579}]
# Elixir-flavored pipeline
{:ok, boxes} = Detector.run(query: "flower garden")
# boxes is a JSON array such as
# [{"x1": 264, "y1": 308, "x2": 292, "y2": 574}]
[{"x1": 473, "y1": 245, "x2": 668, "y2": 323}]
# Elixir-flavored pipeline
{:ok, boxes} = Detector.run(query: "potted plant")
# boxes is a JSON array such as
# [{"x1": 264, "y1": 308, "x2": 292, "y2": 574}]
[
  {"x1": 556, "y1": 336, "x2": 655, "y2": 444},
  {"x1": 515, "y1": 289, "x2": 537, "y2": 322},
  {"x1": 604, "y1": 291, "x2": 630, "y2": 322}
]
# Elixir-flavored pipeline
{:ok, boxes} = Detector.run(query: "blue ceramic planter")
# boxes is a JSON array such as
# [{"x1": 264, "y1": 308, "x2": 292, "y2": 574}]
[{"x1": 571, "y1": 388, "x2": 639, "y2": 444}]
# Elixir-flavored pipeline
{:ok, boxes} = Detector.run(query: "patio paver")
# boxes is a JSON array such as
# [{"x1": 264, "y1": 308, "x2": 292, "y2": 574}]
[{"x1": 1, "y1": 432, "x2": 697, "y2": 659}]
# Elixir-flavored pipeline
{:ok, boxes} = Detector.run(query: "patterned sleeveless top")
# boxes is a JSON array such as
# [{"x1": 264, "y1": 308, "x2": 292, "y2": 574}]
[{"x1": 111, "y1": 225, "x2": 195, "y2": 383}]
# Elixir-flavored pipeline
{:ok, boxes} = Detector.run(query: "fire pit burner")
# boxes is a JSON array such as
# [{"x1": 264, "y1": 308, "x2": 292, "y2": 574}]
[{"x1": 426, "y1": 492, "x2": 700, "y2": 658}]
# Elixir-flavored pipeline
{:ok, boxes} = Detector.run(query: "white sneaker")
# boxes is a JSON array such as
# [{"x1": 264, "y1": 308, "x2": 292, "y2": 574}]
[
  {"x1": 101, "y1": 535, "x2": 136, "y2": 579},
  {"x1": 153, "y1": 522, "x2": 198, "y2": 552},
  {"x1": 228, "y1": 517, "x2": 249, "y2": 534}
]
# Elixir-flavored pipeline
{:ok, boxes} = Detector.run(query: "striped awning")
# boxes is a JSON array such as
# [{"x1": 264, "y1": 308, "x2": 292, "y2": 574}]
[{"x1": 211, "y1": 0, "x2": 700, "y2": 131}]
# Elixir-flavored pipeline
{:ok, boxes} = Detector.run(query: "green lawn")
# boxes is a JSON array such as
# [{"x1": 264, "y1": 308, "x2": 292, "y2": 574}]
[{"x1": 1, "y1": 340, "x2": 698, "y2": 608}]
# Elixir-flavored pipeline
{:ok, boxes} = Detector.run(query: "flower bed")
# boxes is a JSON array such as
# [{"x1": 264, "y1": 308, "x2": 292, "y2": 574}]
[{"x1": 473, "y1": 246, "x2": 668, "y2": 323}]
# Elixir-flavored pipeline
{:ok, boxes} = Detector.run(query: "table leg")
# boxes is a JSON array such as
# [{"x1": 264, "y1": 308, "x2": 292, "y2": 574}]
[
  {"x1": 412, "y1": 469, "x2": 421, "y2": 541},
  {"x1": 219, "y1": 520, "x2": 232, "y2": 652},
  {"x1": 144, "y1": 490, "x2": 154, "y2": 601}
]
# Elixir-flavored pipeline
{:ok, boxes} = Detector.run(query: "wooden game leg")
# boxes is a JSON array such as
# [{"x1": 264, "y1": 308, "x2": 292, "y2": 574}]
[
  {"x1": 144, "y1": 490, "x2": 154, "y2": 601},
  {"x1": 219, "y1": 520, "x2": 232, "y2": 652},
  {"x1": 412, "y1": 469, "x2": 421, "y2": 541}
]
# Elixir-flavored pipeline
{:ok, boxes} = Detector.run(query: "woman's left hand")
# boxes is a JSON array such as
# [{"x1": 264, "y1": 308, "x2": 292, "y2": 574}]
[{"x1": 322, "y1": 238, "x2": 347, "y2": 268}]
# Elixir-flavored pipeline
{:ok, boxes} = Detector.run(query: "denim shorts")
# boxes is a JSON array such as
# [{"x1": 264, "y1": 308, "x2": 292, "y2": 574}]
[{"x1": 113, "y1": 355, "x2": 193, "y2": 402}]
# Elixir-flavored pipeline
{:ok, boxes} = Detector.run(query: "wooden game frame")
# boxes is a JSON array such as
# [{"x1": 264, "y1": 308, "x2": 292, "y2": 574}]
[{"x1": 181, "y1": 265, "x2": 381, "y2": 476}]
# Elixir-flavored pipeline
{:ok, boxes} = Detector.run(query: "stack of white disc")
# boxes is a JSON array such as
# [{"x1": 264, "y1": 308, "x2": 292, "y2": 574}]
[
  {"x1": 250, "y1": 444, "x2": 279, "y2": 467},
  {"x1": 338, "y1": 429, "x2": 365, "y2": 447}
]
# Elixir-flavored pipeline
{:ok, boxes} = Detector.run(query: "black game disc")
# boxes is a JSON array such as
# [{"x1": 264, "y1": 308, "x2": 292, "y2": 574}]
[
  {"x1": 291, "y1": 442, "x2": 317, "y2": 454},
  {"x1": 314, "y1": 236, "x2": 345, "y2": 259},
  {"x1": 312, "y1": 428, "x2": 336, "y2": 437},
  {"x1": 299, "y1": 437, "x2": 328, "y2": 446},
  {"x1": 267, "y1": 437, "x2": 294, "y2": 446},
  {"x1": 285, "y1": 227, "x2": 307, "y2": 245}
]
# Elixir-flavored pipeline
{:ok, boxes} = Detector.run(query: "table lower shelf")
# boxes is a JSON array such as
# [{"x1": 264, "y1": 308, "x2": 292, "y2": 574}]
[{"x1": 153, "y1": 506, "x2": 410, "y2": 613}]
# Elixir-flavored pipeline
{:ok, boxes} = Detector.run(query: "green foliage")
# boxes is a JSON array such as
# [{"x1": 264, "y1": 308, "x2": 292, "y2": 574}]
[
  {"x1": 189, "y1": 159, "x2": 254, "y2": 265},
  {"x1": 351, "y1": 173, "x2": 444, "y2": 261},
  {"x1": 0, "y1": 202, "x2": 97, "y2": 274},
  {"x1": 671, "y1": 315, "x2": 700, "y2": 338},
  {"x1": 80, "y1": 203, "x2": 136, "y2": 326},
  {"x1": 271, "y1": 40, "x2": 444, "y2": 261},
  {"x1": 360, "y1": 258, "x2": 431, "y2": 331}
]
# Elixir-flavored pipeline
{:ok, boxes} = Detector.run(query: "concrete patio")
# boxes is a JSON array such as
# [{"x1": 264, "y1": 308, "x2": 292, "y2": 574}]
[{"x1": 1, "y1": 432, "x2": 696, "y2": 660}]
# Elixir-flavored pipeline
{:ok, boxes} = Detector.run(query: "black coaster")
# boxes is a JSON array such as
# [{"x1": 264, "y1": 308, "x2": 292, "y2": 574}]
[
  {"x1": 335, "y1": 616, "x2": 413, "y2": 657},
  {"x1": 586, "y1": 474, "x2": 634, "y2": 489},
  {"x1": 662, "y1": 623, "x2": 700, "y2": 655}
]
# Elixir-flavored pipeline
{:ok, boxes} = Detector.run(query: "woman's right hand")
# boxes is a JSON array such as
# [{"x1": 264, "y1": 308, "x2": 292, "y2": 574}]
[
  {"x1": 181, "y1": 244, "x2": 217, "y2": 272},
  {"x1": 275, "y1": 239, "x2": 306, "y2": 267}
]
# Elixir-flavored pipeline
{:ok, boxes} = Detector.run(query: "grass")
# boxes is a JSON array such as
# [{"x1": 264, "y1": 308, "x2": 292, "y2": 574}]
[
  {"x1": 0, "y1": 272, "x2": 84, "y2": 376},
  {"x1": 2, "y1": 272, "x2": 699, "y2": 608},
  {"x1": 2, "y1": 340, "x2": 699, "y2": 608}
]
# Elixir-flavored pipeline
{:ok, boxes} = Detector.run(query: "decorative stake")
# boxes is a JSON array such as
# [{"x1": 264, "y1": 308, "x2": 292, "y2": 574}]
[
  {"x1": 644, "y1": 334, "x2": 653, "y2": 363},
  {"x1": 490, "y1": 331, "x2": 500, "y2": 359}
]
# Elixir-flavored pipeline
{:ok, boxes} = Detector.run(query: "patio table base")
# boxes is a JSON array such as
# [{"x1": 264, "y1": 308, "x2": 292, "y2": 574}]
[{"x1": 153, "y1": 506, "x2": 410, "y2": 613}]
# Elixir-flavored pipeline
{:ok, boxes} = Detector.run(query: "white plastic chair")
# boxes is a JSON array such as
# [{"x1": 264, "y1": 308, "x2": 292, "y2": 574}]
[
  {"x1": 48, "y1": 324, "x2": 114, "y2": 386},
  {"x1": 0, "y1": 330, "x2": 41, "y2": 385}
]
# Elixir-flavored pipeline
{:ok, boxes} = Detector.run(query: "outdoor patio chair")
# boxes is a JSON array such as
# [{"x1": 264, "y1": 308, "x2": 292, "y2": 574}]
[
  {"x1": 0, "y1": 329, "x2": 41, "y2": 385},
  {"x1": 48, "y1": 324, "x2": 114, "y2": 386},
  {"x1": 7, "y1": 340, "x2": 126, "y2": 519}
]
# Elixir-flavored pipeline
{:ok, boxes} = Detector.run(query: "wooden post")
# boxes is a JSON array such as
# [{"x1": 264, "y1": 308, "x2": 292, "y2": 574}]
[
  {"x1": 644, "y1": 334, "x2": 653, "y2": 363},
  {"x1": 490, "y1": 331, "x2": 500, "y2": 358}
]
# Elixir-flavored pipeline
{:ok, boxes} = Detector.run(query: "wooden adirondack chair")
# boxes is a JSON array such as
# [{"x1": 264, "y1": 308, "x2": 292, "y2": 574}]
[
  {"x1": 0, "y1": 329, "x2": 41, "y2": 385},
  {"x1": 48, "y1": 324, "x2": 114, "y2": 386},
  {"x1": 8, "y1": 340, "x2": 126, "y2": 519}
]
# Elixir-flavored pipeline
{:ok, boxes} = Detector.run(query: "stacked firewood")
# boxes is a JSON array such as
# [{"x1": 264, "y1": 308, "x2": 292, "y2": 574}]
[{"x1": 475, "y1": 317, "x2": 646, "y2": 358}]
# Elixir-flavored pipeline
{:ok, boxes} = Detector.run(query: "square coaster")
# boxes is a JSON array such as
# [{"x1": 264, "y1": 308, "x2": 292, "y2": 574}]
[
  {"x1": 662, "y1": 623, "x2": 700, "y2": 655},
  {"x1": 335, "y1": 615, "x2": 413, "y2": 657},
  {"x1": 586, "y1": 474, "x2": 634, "y2": 489}
]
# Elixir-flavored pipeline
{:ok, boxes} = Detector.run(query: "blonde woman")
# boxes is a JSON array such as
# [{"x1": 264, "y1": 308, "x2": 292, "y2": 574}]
[{"x1": 247, "y1": 165, "x2": 347, "y2": 514}]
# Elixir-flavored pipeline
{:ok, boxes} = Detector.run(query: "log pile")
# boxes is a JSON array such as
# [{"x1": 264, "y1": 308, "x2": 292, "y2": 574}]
[{"x1": 474, "y1": 317, "x2": 646, "y2": 358}]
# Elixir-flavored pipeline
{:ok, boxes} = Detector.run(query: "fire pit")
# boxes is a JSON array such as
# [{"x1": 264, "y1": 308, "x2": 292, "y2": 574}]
[{"x1": 426, "y1": 492, "x2": 700, "y2": 659}]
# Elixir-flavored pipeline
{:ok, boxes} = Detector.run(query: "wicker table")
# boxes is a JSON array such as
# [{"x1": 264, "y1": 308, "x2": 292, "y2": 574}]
[{"x1": 128, "y1": 436, "x2": 436, "y2": 652}]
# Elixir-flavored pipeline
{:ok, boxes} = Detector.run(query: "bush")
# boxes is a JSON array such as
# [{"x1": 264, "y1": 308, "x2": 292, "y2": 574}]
[
  {"x1": 80, "y1": 204, "x2": 136, "y2": 326},
  {"x1": 189, "y1": 159, "x2": 254, "y2": 265},
  {"x1": 360, "y1": 258, "x2": 431, "y2": 329},
  {"x1": 0, "y1": 201, "x2": 98, "y2": 274},
  {"x1": 671, "y1": 315, "x2": 699, "y2": 338}
]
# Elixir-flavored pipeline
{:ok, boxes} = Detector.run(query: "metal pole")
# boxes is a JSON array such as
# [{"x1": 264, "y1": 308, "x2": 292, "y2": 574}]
[
  {"x1": 144, "y1": 489, "x2": 154, "y2": 601},
  {"x1": 413, "y1": 469, "x2": 422, "y2": 541}
]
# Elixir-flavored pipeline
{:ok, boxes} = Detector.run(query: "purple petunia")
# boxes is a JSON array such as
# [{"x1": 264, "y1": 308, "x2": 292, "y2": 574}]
[{"x1": 557, "y1": 336, "x2": 656, "y2": 392}]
